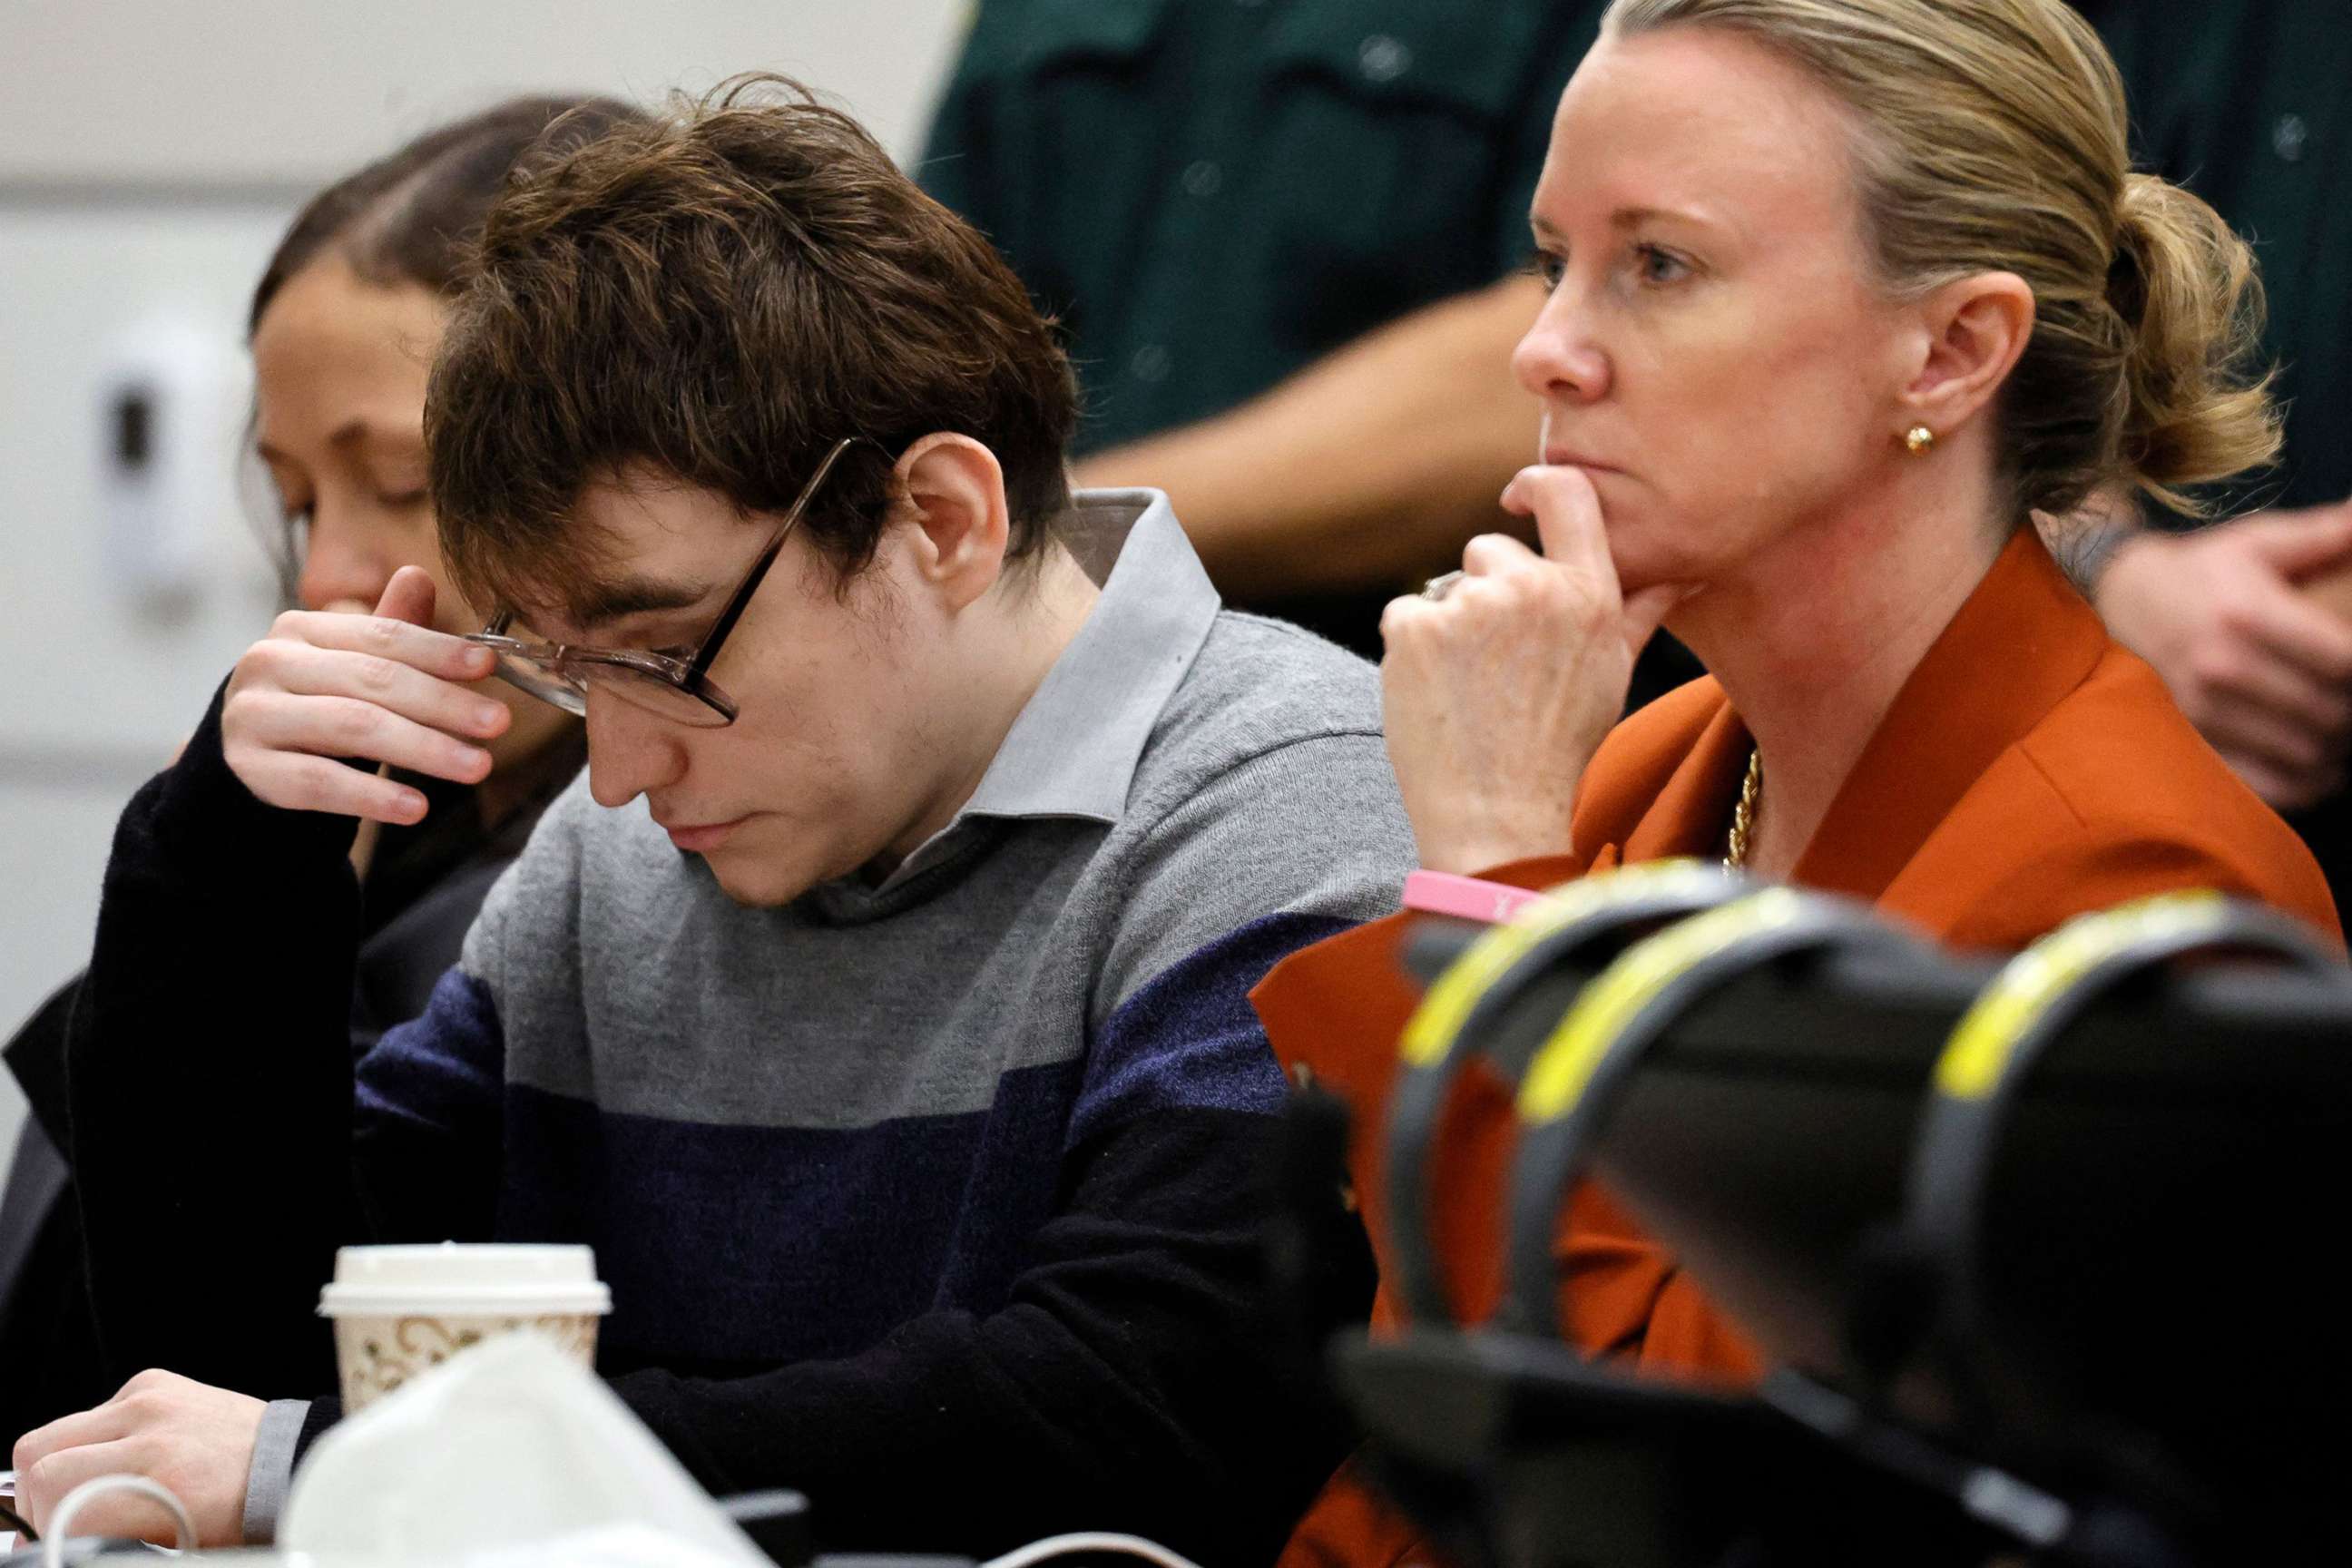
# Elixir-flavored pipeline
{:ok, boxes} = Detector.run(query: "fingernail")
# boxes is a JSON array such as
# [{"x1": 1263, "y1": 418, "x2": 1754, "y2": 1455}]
[
  {"x1": 475, "y1": 704, "x2": 505, "y2": 730},
  {"x1": 399, "y1": 789, "x2": 429, "y2": 820},
  {"x1": 466, "y1": 648, "x2": 495, "y2": 673}
]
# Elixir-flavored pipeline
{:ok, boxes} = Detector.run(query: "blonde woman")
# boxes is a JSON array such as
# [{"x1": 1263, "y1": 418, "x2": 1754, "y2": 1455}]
[{"x1": 1256, "y1": 2, "x2": 2337, "y2": 1559}]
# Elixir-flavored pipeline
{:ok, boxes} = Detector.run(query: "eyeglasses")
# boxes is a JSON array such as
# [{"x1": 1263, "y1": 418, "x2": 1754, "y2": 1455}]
[{"x1": 466, "y1": 436, "x2": 872, "y2": 728}]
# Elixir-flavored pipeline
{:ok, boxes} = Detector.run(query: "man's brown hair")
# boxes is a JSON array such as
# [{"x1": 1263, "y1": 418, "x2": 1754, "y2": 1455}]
[
  {"x1": 248, "y1": 93, "x2": 643, "y2": 598},
  {"x1": 426, "y1": 75, "x2": 1078, "y2": 621}
]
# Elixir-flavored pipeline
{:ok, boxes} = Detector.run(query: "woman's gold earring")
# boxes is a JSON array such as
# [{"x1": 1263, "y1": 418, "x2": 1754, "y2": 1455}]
[{"x1": 1904, "y1": 425, "x2": 1936, "y2": 456}]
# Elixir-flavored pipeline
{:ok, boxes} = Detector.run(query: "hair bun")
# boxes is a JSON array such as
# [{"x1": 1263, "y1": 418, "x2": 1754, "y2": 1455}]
[{"x1": 2110, "y1": 172, "x2": 2281, "y2": 513}]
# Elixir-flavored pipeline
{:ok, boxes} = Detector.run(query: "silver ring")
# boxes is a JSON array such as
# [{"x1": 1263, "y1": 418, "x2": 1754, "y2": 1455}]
[{"x1": 1421, "y1": 570, "x2": 1465, "y2": 602}]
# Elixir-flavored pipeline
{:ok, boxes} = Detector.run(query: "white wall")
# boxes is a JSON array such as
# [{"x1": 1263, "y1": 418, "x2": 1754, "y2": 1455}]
[
  {"x1": 2, "y1": 0, "x2": 965, "y2": 188},
  {"x1": 0, "y1": 0, "x2": 970, "y2": 1163}
]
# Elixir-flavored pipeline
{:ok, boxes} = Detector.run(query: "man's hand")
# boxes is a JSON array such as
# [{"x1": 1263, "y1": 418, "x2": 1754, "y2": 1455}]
[
  {"x1": 1379, "y1": 465, "x2": 1682, "y2": 873},
  {"x1": 2095, "y1": 501, "x2": 2352, "y2": 810},
  {"x1": 220, "y1": 564, "x2": 510, "y2": 825},
  {"x1": 12, "y1": 1370, "x2": 264, "y2": 1547}
]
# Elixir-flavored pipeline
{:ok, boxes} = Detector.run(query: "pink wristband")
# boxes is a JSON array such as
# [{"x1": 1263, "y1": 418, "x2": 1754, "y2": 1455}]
[{"x1": 1401, "y1": 868, "x2": 1551, "y2": 926}]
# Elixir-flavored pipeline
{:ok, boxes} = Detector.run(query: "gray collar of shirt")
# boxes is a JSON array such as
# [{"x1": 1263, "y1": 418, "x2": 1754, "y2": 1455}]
[{"x1": 808, "y1": 487, "x2": 1220, "y2": 913}]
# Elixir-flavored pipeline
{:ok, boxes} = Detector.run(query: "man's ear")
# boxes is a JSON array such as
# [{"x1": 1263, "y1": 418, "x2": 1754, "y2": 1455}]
[
  {"x1": 1898, "y1": 269, "x2": 2036, "y2": 442},
  {"x1": 895, "y1": 434, "x2": 1013, "y2": 612}
]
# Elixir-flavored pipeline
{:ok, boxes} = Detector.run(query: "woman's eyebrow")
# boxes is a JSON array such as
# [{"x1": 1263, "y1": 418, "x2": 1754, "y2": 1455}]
[
  {"x1": 355, "y1": 426, "x2": 427, "y2": 456},
  {"x1": 257, "y1": 419, "x2": 426, "y2": 465},
  {"x1": 1610, "y1": 203, "x2": 1721, "y2": 234},
  {"x1": 1532, "y1": 204, "x2": 1723, "y2": 240}
]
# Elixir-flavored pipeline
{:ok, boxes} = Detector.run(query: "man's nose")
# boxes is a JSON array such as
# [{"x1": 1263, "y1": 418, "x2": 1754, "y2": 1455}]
[{"x1": 585, "y1": 689, "x2": 686, "y2": 808}]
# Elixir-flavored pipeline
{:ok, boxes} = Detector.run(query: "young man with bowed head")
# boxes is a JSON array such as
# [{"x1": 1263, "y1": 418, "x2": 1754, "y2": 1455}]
[{"x1": 21, "y1": 80, "x2": 1413, "y2": 1561}]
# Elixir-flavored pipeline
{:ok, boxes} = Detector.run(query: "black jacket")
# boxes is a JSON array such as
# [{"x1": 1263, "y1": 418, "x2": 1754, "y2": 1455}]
[{"x1": 0, "y1": 730, "x2": 583, "y2": 1440}]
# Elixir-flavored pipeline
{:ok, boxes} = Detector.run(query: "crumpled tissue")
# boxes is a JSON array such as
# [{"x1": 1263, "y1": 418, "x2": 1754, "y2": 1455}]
[{"x1": 280, "y1": 1330, "x2": 768, "y2": 1567}]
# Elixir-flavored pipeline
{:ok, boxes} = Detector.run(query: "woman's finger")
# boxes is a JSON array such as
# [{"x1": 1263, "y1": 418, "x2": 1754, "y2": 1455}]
[
  {"x1": 264, "y1": 642, "x2": 511, "y2": 743},
  {"x1": 271, "y1": 609, "x2": 497, "y2": 686},
  {"x1": 1502, "y1": 465, "x2": 1613, "y2": 583},
  {"x1": 233, "y1": 690, "x2": 493, "y2": 784},
  {"x1": 374, "y1": 563, "x2": 440, "y2": 630},
  {"x1": 236, "y1": 751, "x2": 433, "y2": 824},
  {"x1": 1378, "y1": 592, "x2": 1441, "y2": 648},
  {"x1": 1460, "y1": 531, "x2": 1542, "y2": 578}
]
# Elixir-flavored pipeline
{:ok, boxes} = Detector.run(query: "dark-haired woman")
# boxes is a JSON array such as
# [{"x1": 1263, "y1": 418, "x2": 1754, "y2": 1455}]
[{"x1": 0, "y1": 94, "x2": 632, "y2": 1455}]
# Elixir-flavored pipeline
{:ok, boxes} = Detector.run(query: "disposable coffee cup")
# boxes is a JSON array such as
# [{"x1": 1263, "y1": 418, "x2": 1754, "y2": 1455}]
[{"x1": 318, "y1": 1243, "x2": 612, "y2": 1413}]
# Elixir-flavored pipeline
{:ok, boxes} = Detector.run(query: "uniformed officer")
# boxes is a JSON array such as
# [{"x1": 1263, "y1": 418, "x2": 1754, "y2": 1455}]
[{"x1": 918, "y1": 0, "x2": 1622, "y2": 661}]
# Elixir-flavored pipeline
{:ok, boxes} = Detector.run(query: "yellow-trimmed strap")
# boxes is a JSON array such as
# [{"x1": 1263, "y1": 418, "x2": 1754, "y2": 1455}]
[
  {"x1": 1933, "y1": 889, "x2": 2229, "y2": 1103},
  {"x1": 1517, "y1": 887, "x2": 1808, "y2": 1125}
]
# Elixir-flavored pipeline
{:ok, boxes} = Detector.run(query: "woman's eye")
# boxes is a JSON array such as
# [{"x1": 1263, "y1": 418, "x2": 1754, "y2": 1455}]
[
  {"x1": 1634, "y1": 243, "x2": 1691, "y2": 286},
  {"x1": 1528, "y1": 249, "x2": 1567, "y2": 290},
  {"x1": 377, "y1": 490, "x2": 429, "y2": 510}
]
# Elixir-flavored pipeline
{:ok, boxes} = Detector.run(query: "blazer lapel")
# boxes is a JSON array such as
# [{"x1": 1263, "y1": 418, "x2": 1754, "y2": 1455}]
[{"x1": 1789, "y1": 526, "x2": 2112, "y2": 902}]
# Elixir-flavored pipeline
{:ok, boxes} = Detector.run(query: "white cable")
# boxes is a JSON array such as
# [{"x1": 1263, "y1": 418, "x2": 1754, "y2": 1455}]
[
  {"x1": 42, "y1": 1473, "x2": 193, "y2": 1564},
  {"x1": 980, "y1": 1531, "x2": 1207, "y2": 1568}
]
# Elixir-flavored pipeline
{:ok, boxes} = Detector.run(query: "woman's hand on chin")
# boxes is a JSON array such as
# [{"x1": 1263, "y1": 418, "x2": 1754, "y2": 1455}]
[{"x1": 1380, "y1": 465, "x2": 1687, "y2": 874}]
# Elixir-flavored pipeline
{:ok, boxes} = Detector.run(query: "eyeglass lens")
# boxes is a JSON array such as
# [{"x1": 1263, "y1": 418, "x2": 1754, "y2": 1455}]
[{"x1": 488, "y1": 649, "x2": 732, "y2": 727}]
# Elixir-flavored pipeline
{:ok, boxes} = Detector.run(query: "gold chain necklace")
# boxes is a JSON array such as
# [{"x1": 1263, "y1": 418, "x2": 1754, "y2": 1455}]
[{"x1": 1723, "y1": 749, "x2": 1762, "y2": 869}]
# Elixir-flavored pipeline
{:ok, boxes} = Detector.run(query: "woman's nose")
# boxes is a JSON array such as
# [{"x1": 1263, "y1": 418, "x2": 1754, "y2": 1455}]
[
  {"x1": 1512, "y1": 289, "x2": 1611, "y2": 407},
  {"x1": 295, "y1": 502, "x2": 393, "y2": 612}
]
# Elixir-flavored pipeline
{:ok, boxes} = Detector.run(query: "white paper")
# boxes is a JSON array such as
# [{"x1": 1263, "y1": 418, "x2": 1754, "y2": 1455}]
[{"x1": 282, "y1": 1332, "x2": 768, "y2": 1567}]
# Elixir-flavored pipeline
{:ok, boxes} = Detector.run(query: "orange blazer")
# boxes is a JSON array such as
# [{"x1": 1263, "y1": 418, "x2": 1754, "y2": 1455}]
[{"x1": 1255, "y1": 526, "x2": 2340, "y2": 1568}]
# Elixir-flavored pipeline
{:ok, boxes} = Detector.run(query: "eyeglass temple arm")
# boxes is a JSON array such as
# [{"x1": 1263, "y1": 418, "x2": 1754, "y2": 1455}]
[{"x1": 687, "y1": 436, "x2": 871, "y2": 679}]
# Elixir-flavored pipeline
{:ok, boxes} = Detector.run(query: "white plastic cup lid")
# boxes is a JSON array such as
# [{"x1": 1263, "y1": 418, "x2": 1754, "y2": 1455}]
[{"x1": 318, "y1": 1241, "x2": 612, "y2": 1318}]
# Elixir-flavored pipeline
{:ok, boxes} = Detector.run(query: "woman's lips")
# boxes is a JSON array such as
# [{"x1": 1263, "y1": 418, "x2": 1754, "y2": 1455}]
[
  {"x1": 1543, "y1": 449, "x2": 1622, "y2": 474},
  {"x1": 663, "y1": 816, "x2": 749, "y2": 853}
]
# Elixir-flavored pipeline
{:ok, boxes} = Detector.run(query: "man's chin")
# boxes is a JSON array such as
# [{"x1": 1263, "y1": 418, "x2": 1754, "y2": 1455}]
[
  {"x1": 696, "y1": 840, "x2": 818, "y2": 908},
  {"x1": 705, "y1": 860, "x2": 811, "y2": 907}
]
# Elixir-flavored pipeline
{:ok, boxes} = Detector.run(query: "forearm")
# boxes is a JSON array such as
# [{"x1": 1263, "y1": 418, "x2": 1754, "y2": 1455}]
[
  {"x1": 609, "y1": 1112, "x2": 1348, "y2": 1563},
  {"x1": 68, "y1": 681, "x2": 367, "y2": 1394},
  {"x1": 1075, "y1": 275, "x2": 1546, "y2": 602},
  {"x1": 2034, "y1": 483, "x2": 2146, "y2": 599}
]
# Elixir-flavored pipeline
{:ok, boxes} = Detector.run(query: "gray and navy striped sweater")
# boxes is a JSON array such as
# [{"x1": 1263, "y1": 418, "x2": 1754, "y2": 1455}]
[{"x1": 69, "y1": 496, "x2": 1417, "y2": 1563}]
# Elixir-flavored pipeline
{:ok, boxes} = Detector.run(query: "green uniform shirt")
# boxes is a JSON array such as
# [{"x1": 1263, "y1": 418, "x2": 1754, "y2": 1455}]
[
  {"x1": 2085, "y1": 0, "x2": 2352, "y2": 906},
  {"x1": 919, "y1": 0, "x2": 1602, "y2": 457},
  {"x1": 2088, "y1": 0, "x2": 2351, "y2": 514}
]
